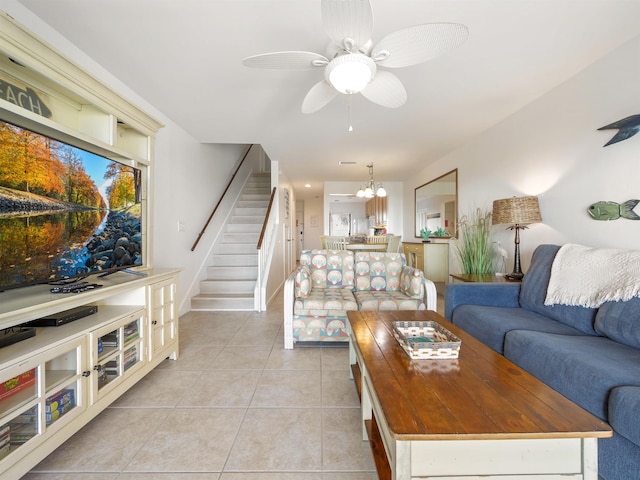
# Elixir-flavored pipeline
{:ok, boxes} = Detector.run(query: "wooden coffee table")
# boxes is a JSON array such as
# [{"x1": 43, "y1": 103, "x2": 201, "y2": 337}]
[{"x1": 347, "y1": 310, "x2": 611, "y2": 480}]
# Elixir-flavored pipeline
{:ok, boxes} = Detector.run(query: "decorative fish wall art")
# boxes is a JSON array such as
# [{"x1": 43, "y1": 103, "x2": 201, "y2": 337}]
[
  {"x1": 598, "y1": 114, "x2": 640, "y2": 146},
  {"x1": 588, "y1": 200, "x2": 640, "y2": 221}
]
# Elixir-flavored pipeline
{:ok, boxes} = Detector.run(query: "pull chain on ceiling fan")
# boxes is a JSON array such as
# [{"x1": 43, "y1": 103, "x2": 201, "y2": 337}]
[{"x1": 242, "y1": 0, "x2": 468, "y2": 113}]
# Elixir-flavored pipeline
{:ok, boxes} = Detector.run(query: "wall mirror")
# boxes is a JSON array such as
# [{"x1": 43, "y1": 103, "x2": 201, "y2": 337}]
[{"x1": 415, "y1": 169, "x2": 458, "y2": 238}]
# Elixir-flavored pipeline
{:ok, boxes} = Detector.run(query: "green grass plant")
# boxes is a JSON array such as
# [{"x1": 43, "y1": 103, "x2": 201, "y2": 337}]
[{"x1": 455, "y1": 207, "x2": 496, "y2": 274}]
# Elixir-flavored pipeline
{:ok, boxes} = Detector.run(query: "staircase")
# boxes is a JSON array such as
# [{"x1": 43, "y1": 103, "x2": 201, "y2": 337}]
[{"x1": 191, "y1": 173, "x2": 271, "y2": 310}]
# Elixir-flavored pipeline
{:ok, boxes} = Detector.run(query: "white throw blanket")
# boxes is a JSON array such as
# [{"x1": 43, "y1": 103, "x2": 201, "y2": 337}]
[{"x1": 544, "y1": 244, "x2": 640, "y2": 308}]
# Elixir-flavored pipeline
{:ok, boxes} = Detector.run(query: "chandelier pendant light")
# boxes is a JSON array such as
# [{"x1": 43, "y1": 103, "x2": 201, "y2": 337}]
[{"x1": 356, "y1": 163, "x2": 386, "y2": 199}]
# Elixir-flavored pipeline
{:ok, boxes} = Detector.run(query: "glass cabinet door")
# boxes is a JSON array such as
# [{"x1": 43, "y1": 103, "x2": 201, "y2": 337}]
[
  {"x1": 95, "y1": 326, "x2": 120, "y2": 391},
  {"x1": 0, "y1": 367, "x2": 38, "y2": 461},
  {"x1": 0, "y1": 337, "x2": 84, "y2": 464},
  {"x1": 43, "y1": 340, "x2": 83, "y2": 428},
  {"x1": 90, "y1": 311, "x2": 144, "y2": 404},
  {"x1": 148, "y1": 279, "x2": 176, "y2": 360}
]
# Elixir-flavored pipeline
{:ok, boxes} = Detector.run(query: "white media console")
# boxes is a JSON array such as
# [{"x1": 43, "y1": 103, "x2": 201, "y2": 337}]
[{"x1": 0, "y1": 268, "x2": 180, "y2": 478}]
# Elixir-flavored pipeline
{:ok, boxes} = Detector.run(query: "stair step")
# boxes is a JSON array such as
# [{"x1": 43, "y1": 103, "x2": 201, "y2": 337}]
[
  {"x1": 199, "y1": 279, "x2": 255, "y2": 294},
  {"x1": 226, "y1": 223, "x2": 262, "y2": 233},
  {"x1": 215, "y1": 243, "x2": 258, "y2": 254},
  {"x1": 243, "y1": 186, "x2": 270, "y2": 192},
  {"x1": 237, "y1": 200, "x2": 270, "y2": 208},
  {"x1": 228, "y1": 215, "x2": 266, "y2": 224},
  {"x1": 191, "y1": 294, "x2": 254, "y2": 311},
  {"x1": 191, "y1": 171, "x2": 271, "y2": 312},
  {"x1": 207, "y1": 265, "x2": 258, "y2": 279},
  {"x1": 241, "y1": 194, "x2": 270, "y2": 201},
  {"x1": 222, "y1": 233, "x2": 260, "y2": 243},
  {"x1": 211, "y1": 254, "x2": 258, "y2": 266},
  {"x1": 234, "y1": 207, "x2": 268, "y2": 216}
]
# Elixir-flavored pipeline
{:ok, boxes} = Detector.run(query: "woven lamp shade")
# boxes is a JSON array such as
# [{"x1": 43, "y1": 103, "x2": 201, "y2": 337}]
[{"x1": 492, "y1": 196, "x2": 542, "y2": 225}]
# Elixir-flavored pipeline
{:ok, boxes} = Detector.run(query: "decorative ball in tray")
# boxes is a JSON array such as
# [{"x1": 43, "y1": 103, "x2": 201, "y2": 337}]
[{"x1": 392, "y1": 321, "x2": 461, "y2": 359}]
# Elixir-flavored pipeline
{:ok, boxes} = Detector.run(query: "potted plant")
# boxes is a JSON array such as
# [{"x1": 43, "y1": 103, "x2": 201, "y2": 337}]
[{"x1": 454, "y1": 207, "x2": 496, "y2": 274}]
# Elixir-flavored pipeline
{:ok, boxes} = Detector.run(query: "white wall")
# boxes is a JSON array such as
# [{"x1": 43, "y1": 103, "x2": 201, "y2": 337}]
[
  {"x1": 265, "y1": 165, "x2": 296, "y2": 304},
  {"x1": 303, "y1": 196, "x2": 324, "y2": 250},
  {"x1": 403, "y1": 34, "x2": 640, "y2": 274},
  {"x1": 153, "y1": 129, "x2": 246, "y2": 314}
]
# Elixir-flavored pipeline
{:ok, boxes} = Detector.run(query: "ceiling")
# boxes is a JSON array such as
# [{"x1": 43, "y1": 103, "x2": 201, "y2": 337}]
[{"x1": 16, "y1": 0, "x2": 640, "y2": 201}]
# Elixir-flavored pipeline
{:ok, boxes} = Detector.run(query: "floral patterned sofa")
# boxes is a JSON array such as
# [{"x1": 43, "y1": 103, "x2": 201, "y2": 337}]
[{"x1": 283, "y1": 249, "x2": 437, "y2": 349}]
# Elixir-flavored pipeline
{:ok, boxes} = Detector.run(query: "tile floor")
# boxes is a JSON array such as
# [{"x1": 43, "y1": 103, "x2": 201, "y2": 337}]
[{"x1": 23, "y1": 289, "x2": 382, "y2": 480}]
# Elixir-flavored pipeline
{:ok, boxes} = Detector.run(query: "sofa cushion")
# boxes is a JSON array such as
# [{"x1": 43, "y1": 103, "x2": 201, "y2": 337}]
[
  {"x1": 504, "y1": 330, "x2": 640, "y2": 420},
  {"x1": 519, "y1": 244, "x2": 598, "y2": 335},
  {"x1": 595, "y1": 297, "x2": 640, "y2": 350},
  {"x1": 292, "y1": 316, "x2": 349, "y2": 342},
  {"x1": 294, "y1": 266, "x2": 311, "y2": 298},
  {"x1": 598, "y1": 431, "x2": 640, "y2": 480},
  {"x1": 354, "y1": 252, "x2": 405, "y2": 292},
  {"x1": 451, "y1": 305, "x2": 588, "y2": 354},
  {"x1": 400, "y1": 266, "x2": 424, "y2": 299},
  {"x1": 293, "y1": 287, "x2": 358, "y2": 316},
  {"x1": 609, "y1": 386, "x2": 640, "y2": 447},
  {"x1": 353, "y1": 290, "x2": 426, "y2": 311},
  {"x1": 299, "y1": 249, "x2": 354, "y2": 289}
]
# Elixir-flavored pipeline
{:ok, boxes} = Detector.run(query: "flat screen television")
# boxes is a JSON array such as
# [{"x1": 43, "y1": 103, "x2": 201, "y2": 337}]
[{"x1": 0, "y1": 119, "x2": 144, "y2": 291}]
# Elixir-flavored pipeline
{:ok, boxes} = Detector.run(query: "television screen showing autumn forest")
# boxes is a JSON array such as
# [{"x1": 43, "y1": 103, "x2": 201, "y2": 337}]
[{"x1": 0, "y1": 120, "x2": 143, "y2": 291}]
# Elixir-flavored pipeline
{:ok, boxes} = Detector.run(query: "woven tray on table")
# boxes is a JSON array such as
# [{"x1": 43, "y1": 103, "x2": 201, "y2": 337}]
[{"x1": 392, "y1": 321, "x2": 461, "y2": 359}]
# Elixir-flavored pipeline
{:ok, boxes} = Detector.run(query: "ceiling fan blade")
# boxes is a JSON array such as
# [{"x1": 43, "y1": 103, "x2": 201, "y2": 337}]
[
  {"x1": 321, "y1": 0, "x2": 373, "y2": 51},
  {"x1": 243, "y1": 51, "x2": 328, "y2": 70},
  {"x1": 371, "y1": 23, "x2": 469, "y2": 68},
  {"x1": 360, "y1": 71, "x2": 407, "y2": 108},
  {"x1": 302, "y1": 81, "x2": 339, "y2": 113}
]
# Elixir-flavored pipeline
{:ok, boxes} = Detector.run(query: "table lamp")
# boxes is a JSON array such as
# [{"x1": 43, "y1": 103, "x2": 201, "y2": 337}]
[{"x1": 491, "y1": 196, "x2": 542, "y2": 280}]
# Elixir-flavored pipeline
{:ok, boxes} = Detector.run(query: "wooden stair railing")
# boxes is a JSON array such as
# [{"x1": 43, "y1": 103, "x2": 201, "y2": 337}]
[
  {"x1": 191, "y1": 145, "x2": 253, "y2": 251},
  {"x1": 257, "y1": 187, "x2": 277, "y2": 250}
]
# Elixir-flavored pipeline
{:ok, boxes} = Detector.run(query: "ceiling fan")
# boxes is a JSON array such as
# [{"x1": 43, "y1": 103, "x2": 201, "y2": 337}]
[{"x1": 242, "y1": 0, "x2": 468, "y2": 113}]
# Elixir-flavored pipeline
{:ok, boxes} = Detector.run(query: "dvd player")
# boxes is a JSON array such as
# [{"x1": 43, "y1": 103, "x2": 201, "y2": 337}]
[{"x1": 29, "y1": 305, "x2": 98, "y2": 327}]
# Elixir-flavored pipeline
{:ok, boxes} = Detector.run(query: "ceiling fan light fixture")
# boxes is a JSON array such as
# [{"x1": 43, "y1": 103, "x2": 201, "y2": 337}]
[{"x1": 325, "y1": 53, "x2": 376, "y2": 94}]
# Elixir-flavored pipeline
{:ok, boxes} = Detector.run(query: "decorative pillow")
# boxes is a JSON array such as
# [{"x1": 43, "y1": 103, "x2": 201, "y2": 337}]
[
  {"x1": 299, "y1": 249, "x2": 354, "y2": 289},
  {"x1": 595, "y1": 297, "x2": 640, "y2": 350},
  {"x1": 400, "y1": 266, "x2": 424, "y2": 299},
  {"x1": 354, "y1": 252, "x2": 405, "y2": 292},
  {"x1": 294, "y1": 266, "x2": 311, "y2": 298}
]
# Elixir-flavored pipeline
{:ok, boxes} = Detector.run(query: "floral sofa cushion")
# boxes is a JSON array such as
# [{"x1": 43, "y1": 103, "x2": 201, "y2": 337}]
[
  {"x1": 354, "y1": 290, "x2": 426, "y2": 311},
  {"x1": 293, "y1": 287, "x2": 358, "y2": 315},
  {"x1": 294, "y1": 265, "x2": 311, "y2": 298},
  {"x1": 293, "y1": 287, "x2": 357, "y2": 343},
  {"x1": 292, "y1": 316, "x2": 350, "y2": 342},
  {"x1": 400, "y1": 266, "x2": 425, "y2": 299},
  {"x1": 354, "y1": 252, "x2": 405, "y2": 292},
  {"x1": 299, "y1": 249, "x2": 355, "y2": 290}
]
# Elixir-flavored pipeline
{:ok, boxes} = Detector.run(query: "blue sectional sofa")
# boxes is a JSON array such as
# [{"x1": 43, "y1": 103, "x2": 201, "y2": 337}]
[{"x1": 445, "y1": 244, "x2": 640, "y2": 480}]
